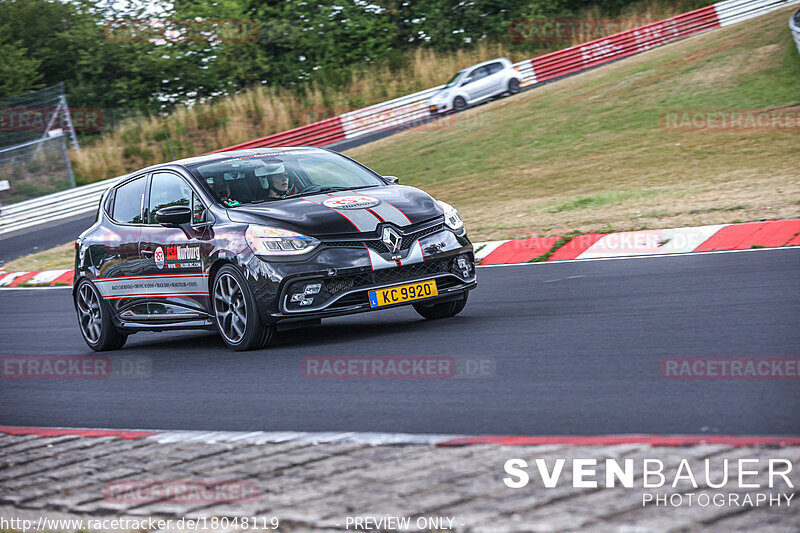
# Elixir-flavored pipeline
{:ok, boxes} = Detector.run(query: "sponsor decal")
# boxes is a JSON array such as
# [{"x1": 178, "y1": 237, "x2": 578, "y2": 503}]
[
  {"x1": 154, "y1": 246, "x2": 165, "y2": 269},
  {"x1": 322, "y1": 195, "x2": 380, "y2": 210},
  {"x1": 164, "y1": 245, "x2": 202, "y2": 269}
]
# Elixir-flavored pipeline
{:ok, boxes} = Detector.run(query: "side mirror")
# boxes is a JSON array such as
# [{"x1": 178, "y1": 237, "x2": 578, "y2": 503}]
[
  {"x1": 156, "y1": 206, "x2": 191, "y2": 227},
  {"x1": 383, "y1": 175, "x2": 399, "y2": 184}
]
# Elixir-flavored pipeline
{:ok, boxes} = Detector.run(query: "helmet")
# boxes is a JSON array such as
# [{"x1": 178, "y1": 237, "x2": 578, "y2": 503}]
[{"x1": 255, "y1": 160, "x2": 289, "y2": 195}]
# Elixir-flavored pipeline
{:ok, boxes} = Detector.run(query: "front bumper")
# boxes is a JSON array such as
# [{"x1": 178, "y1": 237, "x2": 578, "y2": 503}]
[{"x1": 274, "y1": 251, "x2": 476, "y2": 319}]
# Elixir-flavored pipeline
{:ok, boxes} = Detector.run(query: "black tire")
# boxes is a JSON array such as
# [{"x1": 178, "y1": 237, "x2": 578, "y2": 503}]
[
  {"x1": 74, "y1": 279, "x2": 127, "y2": 352},
  {"x1": 508, "y1": 78, "x2": 521, "y2": 95},
  {"x1": 413, "y1": 293, "x2": 468, "y2": 320},
  {"x1": 452, "y1": 96, "x2": 467, "y2": 112},
  {"x1": 212, "y1": 264, "x2": 274, "y2": 351}
]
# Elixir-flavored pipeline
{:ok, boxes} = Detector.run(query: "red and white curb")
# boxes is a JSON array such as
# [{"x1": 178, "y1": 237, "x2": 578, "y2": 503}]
[
  {"x1": 475, "y1": 218, "x2": 800, "y2": 265},
  {"x1": 1, "y1": 426, "x2": 799, "y2": 447},
  {"x1": 1, "y1": 219, "x2": 798, "y2": 289}
]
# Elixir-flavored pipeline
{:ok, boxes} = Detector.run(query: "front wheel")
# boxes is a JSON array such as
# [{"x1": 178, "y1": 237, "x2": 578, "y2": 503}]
[
  {"x1": 75, "y1": 279, "x2": 127, "y2": 351},
  {"x1": 213, "y1": 265, "x2": 274, "y2": 351},
  {"x1": 413, "y1": 293, "x2": 468, "y2": 320},
  {"x1": 452, "y1": 96, "x2": 467, "y2": 112}
]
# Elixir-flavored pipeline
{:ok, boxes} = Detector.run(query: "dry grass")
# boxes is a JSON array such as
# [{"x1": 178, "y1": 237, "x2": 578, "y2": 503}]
[
  {"x1": 3, "y1": 241, "x2": 74, "y2": 272},
  {"x1": 71, "y1": 43, "x2": 532, "y2": 185},
  {"x1": 347, "y1": 6, "x2": 800, "y2": 241}
]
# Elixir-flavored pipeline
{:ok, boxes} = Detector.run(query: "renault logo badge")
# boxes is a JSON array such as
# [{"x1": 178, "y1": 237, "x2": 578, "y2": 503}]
[{"x1": 382, "y1": 227, "x2": 402, "y2": 253}]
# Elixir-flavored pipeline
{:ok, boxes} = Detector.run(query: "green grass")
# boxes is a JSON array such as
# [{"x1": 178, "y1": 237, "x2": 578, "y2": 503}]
[{"x1": 347, "y1": 6, "x2": 800, "y2": 241}]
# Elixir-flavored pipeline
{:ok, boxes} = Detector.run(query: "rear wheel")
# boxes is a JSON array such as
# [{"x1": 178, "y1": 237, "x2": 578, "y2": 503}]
[
  {"x1": 213, "y1": 265, "x2": 274, "y2": 351},
  {"x1": 75, "y1": 279, "x2": 127, "y2": 351},
  {"x1": 452, "y1": 96, "x2": 467, "y2": 112},
  {"x1": 508, "y1": 78, "x2": 521, "y2": 95},
  {"x1": 413, "y1": 293, "x2": 468, "y2": 320}
]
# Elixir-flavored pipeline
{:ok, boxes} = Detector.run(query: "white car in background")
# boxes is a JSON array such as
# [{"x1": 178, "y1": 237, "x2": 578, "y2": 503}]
[{"x1": 428, "y1": 57, "x2": 523, "y2": 114}]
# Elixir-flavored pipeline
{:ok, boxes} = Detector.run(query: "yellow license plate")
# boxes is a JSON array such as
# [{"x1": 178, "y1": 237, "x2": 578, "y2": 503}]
[{"x1": 369, "y1": 280, "x2": 438, "y2": 308}]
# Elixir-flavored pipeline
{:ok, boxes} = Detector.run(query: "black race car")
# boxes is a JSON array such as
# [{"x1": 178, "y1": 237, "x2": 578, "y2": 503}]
[{"x1": 74, "y1": 147, "x2": 476, "y2": 351}]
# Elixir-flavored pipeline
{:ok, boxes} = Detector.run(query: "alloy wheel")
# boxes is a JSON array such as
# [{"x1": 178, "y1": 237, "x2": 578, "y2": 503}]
[
  {"x1": 214, "y1": 272, "x2": 248, "y2": 344},
  {"x1": 77, "y1": 283, "x2": 102, "y2": 344}
]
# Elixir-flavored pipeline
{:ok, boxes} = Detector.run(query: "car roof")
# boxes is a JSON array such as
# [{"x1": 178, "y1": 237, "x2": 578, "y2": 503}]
[
  {"x1": 465, "y1": 57, "x2": 511, "y2": 71},
  {"x1": 114, "y1": 146, "x2": 328, "y2": 182}
]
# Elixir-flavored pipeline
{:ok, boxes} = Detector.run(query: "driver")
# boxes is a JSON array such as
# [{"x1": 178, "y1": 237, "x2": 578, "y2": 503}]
[{"x1": 256, "y1": 161, "x2": 291, "y2": 199}]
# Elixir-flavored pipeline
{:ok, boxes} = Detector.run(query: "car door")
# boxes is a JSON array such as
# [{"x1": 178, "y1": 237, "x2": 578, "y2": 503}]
[
  {"x1": 138, "y1": 170, "x2": 213, "y2": 320},
  {"x1": 485, "y1": 62, "x2": 506, "y2": 96},
  {"x1": 461, "y1": 66, "x2": 494, "y2": 101},
  {"x1": 460, "y1": 66, "x2": 486, "y2": 101},
  {"x1": 90, "y1": 174, "x2": 149, "y2": 317}
]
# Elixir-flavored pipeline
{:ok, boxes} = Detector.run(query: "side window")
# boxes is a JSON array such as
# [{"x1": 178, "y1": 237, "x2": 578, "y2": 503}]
[
  {"x1": 111, "y1": 177, "x2": 145, "y2": 224},
  {"x1": 192, "y1": 192, "x2": 207, "y2": 224},
  {"x1": 463, "y1": 66, "x2": 488, "y2": 85},
  {"x1": 148, "y1": 172, "x2": 191, "y2": 224},
  {"x1": 487, "y1": 62, "x2": 503, "y2": 74}
]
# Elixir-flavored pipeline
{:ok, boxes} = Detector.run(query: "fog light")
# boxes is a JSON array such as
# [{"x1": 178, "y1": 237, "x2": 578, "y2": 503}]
[
  {"x1": 299, "y1": 298, "x2": 314, "y2": 306},
  {"x1": 457, "y1": 257, "x2": 468, "y2": 269},
  {"x1": 304, "y1": 283, "x2": 322, "y2": 295},
  {"x1": 290, "y1": 293, "x2": 304, "y2": 302}
]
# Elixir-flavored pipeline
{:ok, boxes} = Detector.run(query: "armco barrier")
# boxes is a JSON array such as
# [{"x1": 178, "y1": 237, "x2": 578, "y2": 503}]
[
  {"x1": 791, "y1": 7, "x2": 800, "y2": 54},
  {"x1": 1, "y1": 0, "x2": 797, "y2": 237}
]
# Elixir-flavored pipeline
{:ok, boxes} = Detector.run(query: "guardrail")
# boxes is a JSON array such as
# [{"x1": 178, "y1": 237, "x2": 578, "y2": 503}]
[
  {"x1": 1, "y1": 0, "x2": 797, "y2": 238},
  {"x1": 791, "y1": 7, "x2": 800, "y2": 54}
]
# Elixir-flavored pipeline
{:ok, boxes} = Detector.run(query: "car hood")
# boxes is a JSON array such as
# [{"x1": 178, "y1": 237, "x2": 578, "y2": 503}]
[
  {"x1": 431, "y1": 89, "x2": 451, "y2": 102},
  {"x1": 226, "y1": 185, "x2": 443, "y2": 237}
]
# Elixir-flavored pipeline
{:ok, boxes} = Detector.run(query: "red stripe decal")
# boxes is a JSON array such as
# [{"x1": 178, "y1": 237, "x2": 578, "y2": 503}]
[
  {"x1": 367, "y1": 208, "x2": 385, "y2": 222},
  {"x1": 0, "y1": 425, "x2": 158, "y2": 440},
  {"x1": 94, "y1": 273, "x2": 208, "y2": 282},
  {"x1": 379, "y1": 200, "x2": 412, "y2": 225},
  {"x1": 302, "y1": 197, "x2": 360, "y2": 231},
  {"x1": 438, "y1": 434, "x2": 800, "y2": 447},
  {"x1": 103, "y1": 292, "x2": 209, "y2": 300}
]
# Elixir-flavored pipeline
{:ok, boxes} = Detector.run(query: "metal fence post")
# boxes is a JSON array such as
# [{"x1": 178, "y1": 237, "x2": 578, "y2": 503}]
[{"x1": 60, "y1": 135, "x2": 76, "y2": 188}]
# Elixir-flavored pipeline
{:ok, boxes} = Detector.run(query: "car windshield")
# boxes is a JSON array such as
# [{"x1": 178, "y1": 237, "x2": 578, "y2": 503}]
[
  {"x1": 187, "y1": 150, "x2": 385, "y2": 206},
  {"x1": 444, "y1": 70, "x2": 465, "y2": 88}
]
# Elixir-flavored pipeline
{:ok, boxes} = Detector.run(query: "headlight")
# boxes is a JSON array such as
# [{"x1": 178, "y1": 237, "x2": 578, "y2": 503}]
[
  {"x1": 245, "y1": 225, "x2": 320, "y2": 256},
  {"x1": 437, "y1": 201, "x2": 464, "y2": 231}
]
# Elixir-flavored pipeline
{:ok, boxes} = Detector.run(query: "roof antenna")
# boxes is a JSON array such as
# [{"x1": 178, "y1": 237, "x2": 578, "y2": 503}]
[{"x1": 163, "y1": 128, "x2": 176, "y2": 160}]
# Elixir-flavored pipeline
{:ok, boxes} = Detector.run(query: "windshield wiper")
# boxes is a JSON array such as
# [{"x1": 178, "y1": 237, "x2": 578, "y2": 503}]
[{"x1": 282, "y1": 186, "x2": 352, "y2": 199}]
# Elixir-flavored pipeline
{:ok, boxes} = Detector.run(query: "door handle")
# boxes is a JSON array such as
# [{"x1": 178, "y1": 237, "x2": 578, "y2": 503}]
[{"x1": 142, "y1": 250, "x2": 154, "y2": 255}]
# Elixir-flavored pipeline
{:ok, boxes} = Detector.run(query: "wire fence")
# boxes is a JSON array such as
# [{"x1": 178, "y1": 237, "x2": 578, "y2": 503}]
[{"x1": 0, "y1": 83, "x2": 79, "y2": 205}]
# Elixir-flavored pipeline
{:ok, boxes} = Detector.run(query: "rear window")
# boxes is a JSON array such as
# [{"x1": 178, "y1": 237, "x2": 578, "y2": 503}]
[{"x1": 111, "y1": 177, "x2": 145, "y2": 224}]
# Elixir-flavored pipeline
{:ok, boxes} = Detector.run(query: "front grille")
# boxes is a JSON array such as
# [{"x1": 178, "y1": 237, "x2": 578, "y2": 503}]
[
  {"x1": 323, "y1": 223, "x2": 445, "y2": 254},
  {"x1": 282, "y1": 253, "x2": 474, "y2": 312}
]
